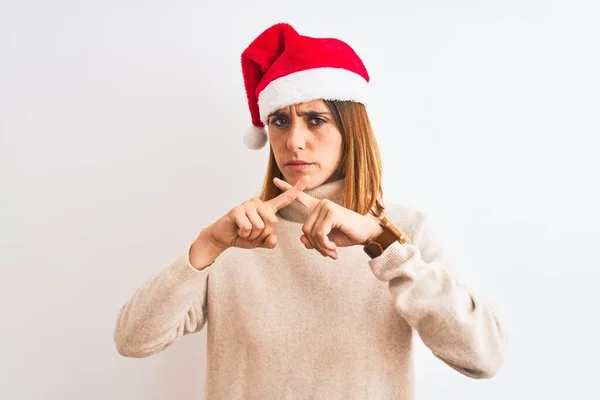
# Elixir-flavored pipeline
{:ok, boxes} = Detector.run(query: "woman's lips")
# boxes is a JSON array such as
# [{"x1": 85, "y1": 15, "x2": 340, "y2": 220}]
[{"x1": 285, "y1": 162, "x2": 313, "y2": 170}]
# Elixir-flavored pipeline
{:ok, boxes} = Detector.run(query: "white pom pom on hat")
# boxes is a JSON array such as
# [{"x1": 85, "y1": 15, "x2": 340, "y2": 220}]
[
  {"x1": 243, "y1": 125, "x2": 268, "y2": 150},
  {"x1": 240, "y1": 22, "x2": 370, "y2": 150}
]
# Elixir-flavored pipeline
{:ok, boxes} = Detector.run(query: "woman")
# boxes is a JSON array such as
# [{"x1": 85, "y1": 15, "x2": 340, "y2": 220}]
[{"x1": 114, "y1": 23, "x2": 505, "y2": 399}]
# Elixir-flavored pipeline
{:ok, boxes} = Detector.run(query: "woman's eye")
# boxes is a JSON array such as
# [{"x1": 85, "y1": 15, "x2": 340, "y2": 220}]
[
  {"x1": 271, "y1": 117, "x2": 287, "y2": 127},
  {"x1": 310, "y1": 118, "x2": 325, "y2": 126}
]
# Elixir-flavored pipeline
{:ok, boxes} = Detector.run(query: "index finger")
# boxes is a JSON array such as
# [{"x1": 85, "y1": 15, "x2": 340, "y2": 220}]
[
  {"x1": 266, "y1": 175, "x2": 311, "y2": 212},
  {"x1": 272, "y1": 177, "x2": 319, "y2": 211}
]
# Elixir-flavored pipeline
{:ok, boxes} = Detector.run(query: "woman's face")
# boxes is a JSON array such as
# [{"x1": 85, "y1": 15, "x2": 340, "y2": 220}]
[{"x1": 267, "y1": 100, "x2": 343, "y2": 190}]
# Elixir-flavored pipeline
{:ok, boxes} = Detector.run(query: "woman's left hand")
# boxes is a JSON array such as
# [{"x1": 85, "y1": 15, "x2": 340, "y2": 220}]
[{"x1": 273, "y1": 177, "x2": 383, "y2": 259}]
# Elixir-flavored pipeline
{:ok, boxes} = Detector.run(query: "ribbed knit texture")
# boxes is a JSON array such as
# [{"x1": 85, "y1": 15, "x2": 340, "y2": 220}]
[{"x1": 114, "y1": 179, "x2": 505, "y2": 399}]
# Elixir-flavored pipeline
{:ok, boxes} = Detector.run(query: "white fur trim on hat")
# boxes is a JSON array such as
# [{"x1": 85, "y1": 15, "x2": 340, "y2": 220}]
[
  {"x1": 257, "y1": 67, "x2": 369, "y2": 123},
  {"x1": 243, "y1": 125, "x2": 268, "y2": 149}
]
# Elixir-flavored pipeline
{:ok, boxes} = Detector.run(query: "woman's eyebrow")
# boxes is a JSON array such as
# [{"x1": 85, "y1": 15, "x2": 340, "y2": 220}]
[
  {"x1": 268, "y1": 109, "x2": 331, "y2": 119},
  {"x1": 295, "y1": 110, "x2": 331, "y2": 116},
  {"x1": 268, "y1": 111, "x2": 289, "y2": 119}
]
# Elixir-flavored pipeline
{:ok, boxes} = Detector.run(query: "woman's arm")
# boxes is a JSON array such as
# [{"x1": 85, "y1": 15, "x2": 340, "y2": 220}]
[
  {"x1": 113, "y1": 230, "x2": 223, "y2": 358},
  {"x1": 368, "y1": 211, "x2": 506, "y2": 379}
]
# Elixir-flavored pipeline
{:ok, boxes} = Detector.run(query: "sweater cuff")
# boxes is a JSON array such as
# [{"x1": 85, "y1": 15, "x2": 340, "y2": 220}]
[
  {"x1": 165, "y1": 245, "x2": 214, "y2": 287},
  {"x1": 368, "y1": 241, "x2": 417, "y2": 282}
]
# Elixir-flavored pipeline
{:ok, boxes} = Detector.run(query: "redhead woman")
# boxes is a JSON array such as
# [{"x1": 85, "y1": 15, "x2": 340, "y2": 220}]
[{"x1": 114, "y1": 23, "x2": 505, "y2": 399}]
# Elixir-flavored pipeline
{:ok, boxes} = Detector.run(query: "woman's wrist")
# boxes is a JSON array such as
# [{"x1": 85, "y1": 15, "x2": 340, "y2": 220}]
[
  {"x1": 189, "y1": 227, "x2": 228, "y2": 271},
  {"x1": 363, "y1": 215, "x2": 385, "y2": 245}
]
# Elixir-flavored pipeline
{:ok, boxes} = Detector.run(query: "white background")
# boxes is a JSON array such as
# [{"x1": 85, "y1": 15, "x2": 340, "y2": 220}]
[{"x1": 2, "y1": 0, "x2": 599, "y2": 399}]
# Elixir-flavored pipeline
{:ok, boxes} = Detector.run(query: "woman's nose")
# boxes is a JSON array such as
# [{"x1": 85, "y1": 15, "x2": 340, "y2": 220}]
[{"x1": 286, "y1": 123, "x2": 307, "y2": 150}]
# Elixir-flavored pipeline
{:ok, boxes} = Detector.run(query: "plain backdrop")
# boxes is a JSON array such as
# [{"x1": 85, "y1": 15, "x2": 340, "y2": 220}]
[{"x1": 2, "y1": 0, "x2": 599, "y2": 399}]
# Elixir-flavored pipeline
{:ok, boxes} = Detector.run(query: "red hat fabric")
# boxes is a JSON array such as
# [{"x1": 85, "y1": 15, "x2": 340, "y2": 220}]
[{"x1": 240, "y1": 23, "x2": 370, "y2": 149}]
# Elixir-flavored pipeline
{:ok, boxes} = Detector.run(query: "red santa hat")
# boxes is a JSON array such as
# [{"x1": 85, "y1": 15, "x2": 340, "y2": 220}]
[{"x1": 240, "y1": 23, "x2": 370, "y2": 149}]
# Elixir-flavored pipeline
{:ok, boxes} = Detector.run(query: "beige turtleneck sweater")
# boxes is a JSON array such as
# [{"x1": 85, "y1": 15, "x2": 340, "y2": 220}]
[{"x1": 113, "y1": 179, "x2": 505, "y2": 399}]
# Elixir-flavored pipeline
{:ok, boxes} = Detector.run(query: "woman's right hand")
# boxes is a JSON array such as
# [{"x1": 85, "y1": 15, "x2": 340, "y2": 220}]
[{"x1": 205, "y1": 175, "x2": 311, "y2": 251}]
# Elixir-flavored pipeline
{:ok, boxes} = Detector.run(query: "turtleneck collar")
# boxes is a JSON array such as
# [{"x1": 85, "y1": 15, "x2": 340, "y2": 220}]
[{"x1": 277, "y1": 178, "x2": 345, "y2": 223}]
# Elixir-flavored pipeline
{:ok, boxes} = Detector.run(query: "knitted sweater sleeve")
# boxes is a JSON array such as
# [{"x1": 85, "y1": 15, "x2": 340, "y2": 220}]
[
  {"x1": 113, "y1": 245, "x2": 213, "y2": 358},
  {"x1": 368, "y1": 211, "x2": 506, "y2": 379}
]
